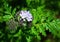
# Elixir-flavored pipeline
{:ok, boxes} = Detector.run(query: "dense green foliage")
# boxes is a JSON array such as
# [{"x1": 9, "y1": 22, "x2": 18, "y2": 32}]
[{"x1": 0, "y1": 0, "x2": 60, "y2": 42}]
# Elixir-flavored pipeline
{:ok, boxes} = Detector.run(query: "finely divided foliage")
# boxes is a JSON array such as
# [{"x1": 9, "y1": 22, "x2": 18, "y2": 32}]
[{"x1": 0, "y1": 0, "x2": 60, "y2": 42}]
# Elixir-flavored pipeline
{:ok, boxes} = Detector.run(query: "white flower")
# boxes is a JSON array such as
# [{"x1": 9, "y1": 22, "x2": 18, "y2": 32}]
[
  {"x1": 19, "y1": 11, "x2": 27, "y2": 18},
  {"x1": 26, "y1": 18, "x2": 32, "y2": 21},
  {"x1": 20, "y1": 10, "x2": 33, "y2": 22}
]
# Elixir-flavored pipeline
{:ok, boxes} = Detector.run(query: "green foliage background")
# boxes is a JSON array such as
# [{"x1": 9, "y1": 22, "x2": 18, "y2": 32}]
[{"x1": 0, "y1": 0, "x2": 60, "y2": 42}]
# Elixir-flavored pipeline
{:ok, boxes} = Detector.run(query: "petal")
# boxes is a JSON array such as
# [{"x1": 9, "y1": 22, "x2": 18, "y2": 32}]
[{"x1": 26, "y1": 18, "x2": 32, "y2": 21}]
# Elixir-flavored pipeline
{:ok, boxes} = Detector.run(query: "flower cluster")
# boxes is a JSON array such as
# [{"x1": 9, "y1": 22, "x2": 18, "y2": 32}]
[{"x1": 19, "y1": 10, "x2": 33, "y2": 22}]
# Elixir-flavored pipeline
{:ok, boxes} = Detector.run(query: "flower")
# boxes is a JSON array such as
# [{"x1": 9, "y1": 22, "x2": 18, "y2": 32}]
[{"x1": 19, "y1": 10, "x2": 33, "y2": 22}]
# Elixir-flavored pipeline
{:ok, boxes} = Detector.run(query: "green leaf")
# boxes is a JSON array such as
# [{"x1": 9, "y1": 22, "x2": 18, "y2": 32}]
[
  {"x1": 36, "y1": 35, "x2": 41, "y2": 40},
  {"x1": 0, "y1": 16, "x2": 3, "y2": 22},
  {"x1": 14, "y1": 29, "x2": 22, "y2": 37},
  {"x1": 26, "y1": 36, "x2": 32, "y2": 42},
  {"x1": 39, "y1": 25, "x2": 46, "y2": 36},
  {"x1": 12, "y1": 8, "x2": 16, "y2": 16},
  {"x1": 26, "y1": 0, "x2": 31, "y2": 5},
  {"x1": 31, "y1": 27, "x2": 38, "y2": 35},
  {"x1": 4, "y1": 11, "x2": 11, "y2": 14},
  {"x1": 3, "y1": 15, "x2": 13, "y2": 21}
]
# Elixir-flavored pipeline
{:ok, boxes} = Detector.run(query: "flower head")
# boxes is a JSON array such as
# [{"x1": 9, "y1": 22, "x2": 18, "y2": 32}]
[{"x1": 20, "y1": 10, "x2": 33, "y2": 22}]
